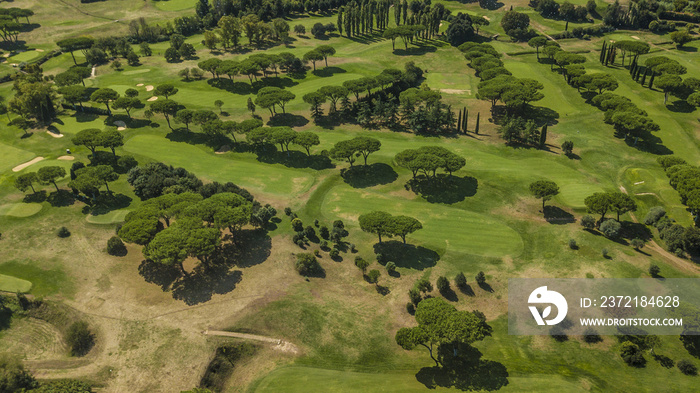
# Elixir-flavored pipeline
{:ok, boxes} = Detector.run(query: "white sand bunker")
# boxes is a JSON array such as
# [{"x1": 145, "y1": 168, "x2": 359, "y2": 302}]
[
  {"x1": 57, "y1": 155, "x2": 75, "y2": 161},
  {"x1": 215, "y1": 145, "x2": 231, "y2": 154},
  {"x1": 440, "y1": 89, "x2": 471, "y2": 94},
  {"x1": 35, "y1": 49, "x2": 45, "y2": 52},
  {"x1": 137, "y1": 83, "x2": 144, "y2": 87},
  {"x1": 147, "y1": 96, "x2": 158, "y2": 102},
  {"x1": 145, "y1": 85, "x2": 154, "y2": 91},
  {"x1": 113, "y1": 120, "x2": 127, "y2": 130},
  {"x1": 631, "y1": 36, "x2": 640, "y2": 40},
  {"x1": 13, "y1": 157, "x2": 44, "y2": 172},
  {"x1": 46, "y1": 130, "x2": 64, "y2": 138}
]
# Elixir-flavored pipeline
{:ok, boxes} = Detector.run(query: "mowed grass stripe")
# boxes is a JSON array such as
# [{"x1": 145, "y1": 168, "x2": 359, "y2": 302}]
[
  {"x1": 321, "y1": 183, "x2": 523, "y2": 257},
  {"x1": 0, "y1": 143, "x2": 35, "y2": 173},
  {"x1": 124, "y1": 134, "x2": 315, "y2": 197}
]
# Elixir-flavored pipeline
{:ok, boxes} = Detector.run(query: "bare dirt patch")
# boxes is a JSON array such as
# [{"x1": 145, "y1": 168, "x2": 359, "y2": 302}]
[
  {"x1": 13, "y1": 157, "x2": 44, "y2": 172},
  {"x1": 440, "y1": 89, "x2": 472, "y2": 94}
]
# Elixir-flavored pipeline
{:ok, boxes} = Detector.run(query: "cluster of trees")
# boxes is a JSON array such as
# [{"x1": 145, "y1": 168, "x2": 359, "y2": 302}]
[
  {"x1": 602, "y1": 0, "x2": 668, "y2": 30},
  {"x1": 247, "y1": 126, "x2": 320, "y2": 155},
  {"x1": 0, "y1": 7, "x2": 34, "y2": 44},
  {"x1": 338, "y1": 0, "x2": 392, "y2": 37},
  {"x1": 14, "y1": 166, "x2": 67, "y2": 194},
  {"x1": 358, "y1": 211, "x2": 422, "y2": 243},
  {"x1": 196, "y1": 50, "x2": 315, "y2": 86},
  {"x1": 529, "y1": 180, "x2": 559, "y2": 211},
  {"x1": 202, "y1": 15, "x2": 291, "y2": 51},
  {"x1": 624, "y1": 55, "x2": 700, "y2": 107},
  {"x1": 498, "y1": 116, "x2": 548, "y2": 147},
  {"x1": 330, "y1": 136, "x2": 381, "y2": 165},
  {"x1": 395, "y1": 146, "x2": 466, "y2": 178},
  {"x1": 583, "y1": 191, "x2": 637, "y2": 224},
  {"x1": 644, "y1": 206, "x2": 700, "y2": 257},
  {"x1": 395, "y1": 297, "x2": 491, "y2": 366},
  {"x1": 500, "y1": 10, "x2": 537, "y2": 41},
  {"x1": 398, "y1": 87, "x2": 456, "y2": 134},
  {"x1": 590, "y1": 92, "x2": 660, "y2": 145},
  {"x1": 254, "y1": 87, "x2": 296, "y2": 115},
  {"x1": 71, "y1": 128, "x2": 125, "y2": 157},
  {"x1": 57, "y1": 35, "x2": 141, "y2": 67},
  {"x1": 6, "y1": 66, "x2": 56, "y2": 126},
  {"x1": 529, "y1": 0, "x2": 591, "y2": 22},
  {"x1": 658, "y1": 156, "x2": 700, "y2": 227}
]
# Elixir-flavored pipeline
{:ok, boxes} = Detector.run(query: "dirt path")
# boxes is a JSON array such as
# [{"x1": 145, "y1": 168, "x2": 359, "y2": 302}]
[
  {"x1": 90, "y1": 65, "x2": 96, "y2": 78},
  {"x1": 619, "y1": 186, "x2": 700, "y2": 274},
  {"x1": 204, "y1": 330, "x2": 299, "y2": 354}
]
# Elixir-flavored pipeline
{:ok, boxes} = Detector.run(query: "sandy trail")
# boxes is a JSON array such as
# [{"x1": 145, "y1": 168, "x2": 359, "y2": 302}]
[
  {"x1": 12, "y1": 157, "x2": 44, "y2": 172},
  {"x1": 204, "y1": 330, "x2": 299, "y2": 354}
]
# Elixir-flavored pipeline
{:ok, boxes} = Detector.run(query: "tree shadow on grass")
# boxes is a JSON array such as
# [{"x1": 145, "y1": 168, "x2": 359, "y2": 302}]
[
  {"x1": 23, "y1": 191, "x2": 47, "y2": 203},
  {"x1": 218, "y1": 230, "x2": 272, "y2": 268},
  {"x1": 74, "y1": 112, "x2": 99, "y2": 123},
  {"x1": 138, "y1": 259, "x2": 181, "y2": 291},
  {"x1": 373, "y1": 241, "x2": 439, "y2": 270},
  {"x1": 47, "y1": 190, "x2": 75, "y2": 207},
  {"x1": 621, "y1": 221, "x2": 653, "y2": 241},
  {"x1": 340, "y1": 163, "x2": 398, "y2": 188},
  {"x1": 667, "y1": 100, "x2": 696, "y2": 113},
  {"x1": 416, "y1": 344, "x2": 509, "y2": 391},
  {"x1": 82, "y1": 193, "x2": 132, "y2": 215},
  {"x1": 256, "y1": 149, "x2": 333, "y2": 170},
  {"x1": 407, "y1": 175, "x2": 477, "y2": 204},
  {"x1": 208, "y1": 78, "x2": 254, "y2": 95},
  {"x1": 393, "y1": 45, "x2": 438, "y2": 56},
  {"x1": 267, "y1": 113, "x2": 309, "y2": 127},
  {"x1": 478, "y1": 281, "x2": 494, "y2": 293},
  {"x1": 172, "y1": 267, "x2": 242, "y2": 305},
  {"x1": 439, "y1": 287, "x2": 459, "y2": 302},
  {"x1": 312, "y1": 66, "x2": 346, "y2": 78},
  {"x1": 543, "y1": 205, "x2": 575, "y2": 224},
  {"x1": 458, "y1": 283, "x2": 475, "y2": 296},
  {"x1": 166, "y1": 129, "x2": 224, "y2": 150}
]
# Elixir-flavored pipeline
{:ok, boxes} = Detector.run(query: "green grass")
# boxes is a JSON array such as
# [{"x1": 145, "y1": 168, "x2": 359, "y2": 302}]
[
  {"x1": 0, "y1": 203, "x2": 43, "y2": 218},
  {"x1": 153, "y1": 0, "x2": 197, "y2": 11},
  {"x1": 0, "y1": 261, "x2": 71, "y2": 297},
  {"x1": 86, "y1": 209, "x2": 131, "y2": 224},
  {"x1": 0, "y1": 143, "x2": 35, "y2": 173},
  {"x1": 7, "y1": 50, "x2": 41, "y2": 63},
  {"x1": 124, "y1": 134, "x2": 317, "y2": 198},
  {"x1": 0, "y1": 274, "x2": 32, "y2": 293}
]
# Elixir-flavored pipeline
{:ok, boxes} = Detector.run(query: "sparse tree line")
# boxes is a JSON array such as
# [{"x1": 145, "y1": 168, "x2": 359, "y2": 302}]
[
  {"x1": 57, "y1": 36, "x2": 143, "y2": 67},
  {"x1": 623, "y1": 52, "x2": 700, "y2": 109},
  {"x1": 529, "y1": 0, "x2": 591, "y2": 22},
  {"x1": 0, "y1": 7, "x2": 33, "y2": 44}
]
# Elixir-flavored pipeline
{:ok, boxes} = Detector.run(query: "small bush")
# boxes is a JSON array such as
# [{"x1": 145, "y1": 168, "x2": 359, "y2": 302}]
[
  {"x1": 678, "y1": 359, "x2": 698, "y2": 375},
  {"x1": 376, "y1": 253, "x2": 386, "y2": 263},
  {"x1": 406, "y1": 302, "x2": 415, "y2": 314},
  {"x1": 284, "y1": 207, "x2": 292, "y2": 216},
  {"x1": 415, "y1": 278, "x2": 433, "y2": 293},
  {"x1": 291, "y1": 218, "x2": 304, "y2": 232},
  {"x1": 568, "y1": 239, "x2": 577, "y2": 249},
  {"x1": 314, "y1": 249, "x2": 320, "y2": 257},
  {"x1": 649, "y1": 264, "x2": 661, "y2": 277},
  {"x1": 313, "y1": 219, "x2": 319, "y2": 227},
  {"x1": 355, "y1": 257, "x2": 369, "y2": 272},
  {"x1": 475, "y1": 271, "x2": 486, "y2": 285},
  {"x1": 296, "y1": 239, "x2": 305, "y2": 248},
  {"x1": 329, "y1": 248, "x2": 340, "y2": 258},
  {"x1": 620, "y1": 341, "x2": 645, "y2": 367},
  {"x1": 600, "y1": 220, "x2": 621, "y2": 239},
  {"x1": 408, "y1": 288, "x2": 422, "y2": 305},
  {"x1": 65, "y1": 321, "x2": 94, "y2": 357},
  {"x1": 580, "y1": 215, "x2": 596, "y2": 229},
  {"x1": 455, "y1": 272, "x2": 467, "y2": 288},
  {"x1": 436, "y1": 276, "x2": 450, "y2": 293},
  {"x1": 631, "y1": 238, "x2": 645, "y2": 250},
  {"x1": 57, "y1": 227, "x2": 71, "y2": 238},
  {"x1": 320, "y1": 240, "x2": 329, "y2": 250},
  {"x1": 295, "y1": 253, "x2": 321, "y2": 276},
  {"x1": 107, "y1": 236, "x2": 126, "y2": 256},
  {"x1": 349, "y1": 243, "x2": 357, "y2": 253},
  {"x1": 385, "y1": 261, "x2": 396, "y2": 274},
  {"x1": 367, "y1": 269, "x2": 380, "y2": 284},
  {"x1": 675, "y1": 248, "x2": 686, "y2": 258},
  {"x1": 644, "y1": 206, "x2": 666, "y2": 225},
  {"x1": 583, "y1": 328, "x2": 602, "y2": 344},
  {"x1": 602, "y1": 248, "x2": 609, "y2": 258},
  {"x1": 319, "y1": 226, "x2": 329, "y2": 240}
]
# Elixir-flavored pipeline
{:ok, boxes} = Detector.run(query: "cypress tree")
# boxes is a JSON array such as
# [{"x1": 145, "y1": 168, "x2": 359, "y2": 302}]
[
  {"x1": 648, "y1": 72, "x2": 655, "y2": 89},
  {"x1": 463, "y1": 108, "x2": 468, "y2": 134},
  {"x1": 640, "y1": 67, "x2": 648, "y2": 85},
  {"x1": 475, "y1": 112, "x2": 480, "y2": 134},
  {"x1": 539, "y1": 124, "x2": 548, "y2": 148},
  {"x1": 600, "y1": 41, "x2": 606, "y2": 63},
  {"x1": 457, "y1": 109, "x2": 462, "y2": 131}
]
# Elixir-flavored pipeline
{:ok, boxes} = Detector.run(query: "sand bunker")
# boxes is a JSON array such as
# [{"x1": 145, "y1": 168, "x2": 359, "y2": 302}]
[
  {"x1": 35, "y1": 49, "x2": 45, "y2": 52},
  {"x1": 57, "y1": 155, "x2": 75, "y2": 161},
  {"x1": 440, "y1": 89, "x2": 471, "y2": 94},
  {"x1": 145, "y1": 85, "x2": 154, "y2": 91},
  {"x1": 137, "y1": 83, "x2": 144, "y2": 87},
  {"x1": 147, "y1": 96, "x2": 158, "y2": 102},
  {"x1": 46, "y1": 130, "x2": 64, "y2": 138},
  {"x1": 215, "y1": 145, "x2": 231, "y2": 154},
  {"x1": 12, "y1": 157, "x2": 44, "y2": 172},
  {"x1": 631, "y1": 36, "x2": 640, "y2": 40}
]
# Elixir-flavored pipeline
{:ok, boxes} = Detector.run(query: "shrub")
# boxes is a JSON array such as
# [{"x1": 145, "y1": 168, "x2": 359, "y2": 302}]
[
  {"x1": 455, "y1": 272, "x2": 467, "y2": 288},
  {"x1": 304, "y1": 226, "x2": 316, "y2": 239},
  {"x1": 107, "y1": 236, "x2": 126, "y2": 256},
  {"x1": 367, "y1": 269, "x2": 380, "y2": 284},
  {"x1": 376, "y1": 253, "x2": 386, "y2": 263},
  {"x1": 329, "y1": 248, "x2": 340, "y2": 258},
  {"x1": 644, "y1": 206, "x2": 666, "y2": 225},
  {"x1": 296, "y1": 239, "x2": 305, "y2": 248},
  {"x1": 284, "y1": 207, "x2": 292, "y2": 216},
  {"x1": 475, "y1": 271, "x2": 486, "y2": 285},
  {"x1": 349, "y1": 243, "x2": 357, "y2": 253},
  {"x1": 319, "y1": 225, "x2": 329, "y2": 239},
  {"x1": 314, "y1": 219, "x2": 319, "y2": 227},
  {"x1": 600, "y1": 220, "x2": 621, "y2": 239},
  {"x1": 57, "y1": 227, "x2": 71, "y2": 238},
  {"x1": 406, "y1": 302, "x2": 415, "y2": 314},
  {"x1": 436, "y1": 276, "x2": 450, "y2": 293},
  {"x1": 65, "y1": 321, "x2": 93, "y2": 356},
  {"x1": 620, "y1": 341, "x2": 645, "y2": 367},
  {"x1": 415, "y1": 278, "x2": 433, "y2": 293},
  {"x1": 629, "y1": 238, "x2": 643, "y2": 250},
  {"x1": 314, "y1": 249, "x2": 320, "y2": 257},
  {"x1": 655, "y1": 215, "x2": 674, "y2": 231},
  {"x1": 602, "y1": 248, "x2": 609, "y2": 258},
  {"x1": 678, "y1": 359, "x2": 698, "y2": 375},
  {"x1": 385, "y1": 261, "x2": 396, "y2": 274},
  {"x1": 568, "y1": 239, "x2": 577, "y2": 249},
  {"x1": 583, "y1": 328, "x2": 602, "y2": 344},
  {"x1": 320, "y1": 240, "x2": 329, "y2": 250},
  {"x1": 649, "y1": 264, "x2": 661, "y2": 277},
  {"x1": 580, "y1": 215, "x2": 596, "y2": 229},
  {"x1": 408, "y1": 288, "x2": 422, "y2": 305},
  {"x1": 295, "y1": 253, "x2": 321, "y2": 276},
  {"x1": 291, "y1": 218, "x2": 304, "y2": 232},
  {"x1": 355, "y1": 257, "x2": 369, "y2": 273}
]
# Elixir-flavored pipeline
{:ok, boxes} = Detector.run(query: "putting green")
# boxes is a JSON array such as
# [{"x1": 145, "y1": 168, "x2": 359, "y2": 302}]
[
  {"x1": 0, "y1": 274, "x2": 32, "y2": 293},
  {"x1": 124, "y1": 135, "x2": 315, "y2": 197},
  {"x1": 154, "y1": 0, "x2": 197, "y2": 11},
  {"x1": 16, "y1": 159, "x2": 72, "y2": 177},
  {"x1": 122, "y1": 68, "x2": 151, "y2": 75},
  {"x1": 0, "y1": 203, "x2": 43, "y2": 218},
  {"x1": 321, "y1": 183, "x2": 524, "y2": 258},
  {"x1": 8, "y1": 50, "x2": 40, "y2": 63},
  {"x1": 86, "y1": 209, "x2": 130, "y2": 224},
  {"x1": 0, "y1": 143, "x2": 35, "y2": 173}
]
